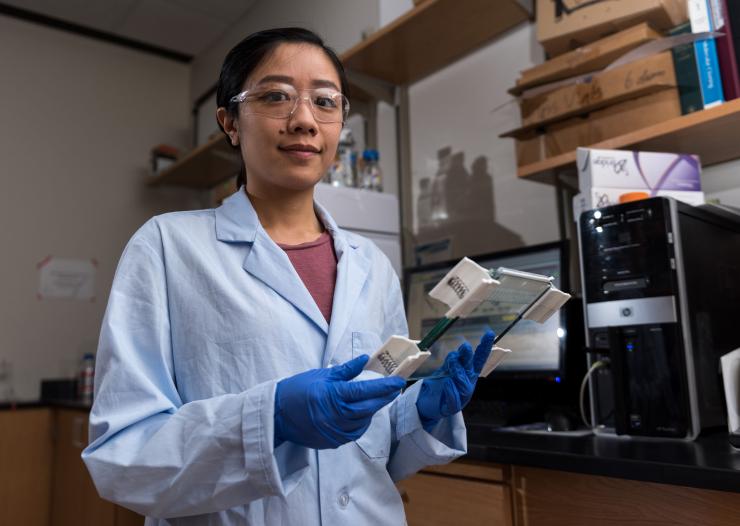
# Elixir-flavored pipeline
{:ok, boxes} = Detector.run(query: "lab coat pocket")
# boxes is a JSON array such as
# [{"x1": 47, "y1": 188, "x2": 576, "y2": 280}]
[
  {"x1": 355, "y1": 406, "x2": 392, "y2": 460},
  {"x1": 351, "y1": 330, "x2": 383, "y2": 360},
  {"x1": 352, "y1": 331, "x2": 392, "y2": 460}
]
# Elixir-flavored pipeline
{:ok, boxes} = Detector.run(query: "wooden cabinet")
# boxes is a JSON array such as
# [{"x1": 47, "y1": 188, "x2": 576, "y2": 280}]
[
  {"x1": 115, "y1": 506, "x2": 146, "y2": 526},
  {"x1": 398, "y1": 460, "x2": 513, "y2": 525},
  {"x1": 51, "y1": 409, "x2": 116, "y2": 526},
  {"x1": 512, "y1": 466, "x2": 740, "y2": 526},
  {"x1": 0, "y1": 408, "x2": 53, "y2": 526},
  {"x1": 50, "y1": 408, "x2": 145, "y2": 526},
  {"x1": 401, "y1": 460, "x2": 740, "y2": 526}
]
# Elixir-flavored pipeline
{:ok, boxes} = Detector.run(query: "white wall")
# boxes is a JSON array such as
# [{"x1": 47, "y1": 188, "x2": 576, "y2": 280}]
[
  {"x1": 0, "y1": 15, "x2": 197, "y2": 400},
  {"x1": 408, "y1": 23, "x2": 558, "y2": 260},
  {"x1": 190, "y1": 0, "x2": 379, "y2": 105},
  {"x1": 379, "y1": 0, "x2": 414, "y2": 26},
  {"x1": 703, "y1": 159, "x2": 740, "y2": 207}
]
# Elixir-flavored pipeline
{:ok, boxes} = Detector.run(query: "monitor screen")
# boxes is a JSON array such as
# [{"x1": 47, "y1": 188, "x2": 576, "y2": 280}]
[{"x1": 404, "y1": 241, "x2": 567, "y2": 379}]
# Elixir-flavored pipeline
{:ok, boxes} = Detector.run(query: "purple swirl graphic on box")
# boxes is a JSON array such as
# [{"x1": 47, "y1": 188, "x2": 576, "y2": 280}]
[{"x1": 633, "y1": 151, "x2": 701, "y2": 195}]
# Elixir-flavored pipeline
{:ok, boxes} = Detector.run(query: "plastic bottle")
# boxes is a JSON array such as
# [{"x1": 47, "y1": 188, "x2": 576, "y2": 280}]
[
  {"x1": 349, "y1": 151, "x2": 359, "y2": 187},
  {"x1": 337, "y1": 128, "x2": 356, "y2": 187},
  {"x1": 326, "y1": 152, "x2": 345, "y2": 187},
  {"x1": 360, "y1": 149, "x2": 383, "y2": 192},
  {"x1": 79, "y1": 353, "x2": 95, "y2": 405},
  {"x1": 324, "y1": 128, "x2": 358, "y2": 187}
]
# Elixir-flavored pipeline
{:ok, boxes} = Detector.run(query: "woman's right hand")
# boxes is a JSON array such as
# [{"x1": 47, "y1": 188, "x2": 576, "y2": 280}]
[{"x1": 274, "y1": 355, "x2": 406, "y2": 449}]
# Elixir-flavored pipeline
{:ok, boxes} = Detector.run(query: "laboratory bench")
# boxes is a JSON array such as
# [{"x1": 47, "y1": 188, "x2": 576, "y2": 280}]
[
  {"x1": 4, "y1": 402, "x2": 740, "y2": 525},
  {"x1": 465, "y1": 424, "x2": 740, "y2": 492},
  {"x1": 400, "y1": 426, "x2": 740, "y2": 526}
]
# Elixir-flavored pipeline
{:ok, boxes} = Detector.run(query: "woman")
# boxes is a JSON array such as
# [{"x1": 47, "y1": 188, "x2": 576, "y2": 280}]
[{"x1": 83, "y1": 27, "x2": 494, "y2": 525}]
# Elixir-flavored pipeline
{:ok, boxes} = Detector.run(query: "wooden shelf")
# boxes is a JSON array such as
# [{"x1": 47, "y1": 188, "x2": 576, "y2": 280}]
[
  {"x1": 518, "y1": 98, "x2": 740, "y2": 180},
  {"x1": 147, "y1": 134, "x2": 240, "y2": 189},
  {"x1": 341, "y1": 0, "x2": 531, "y2": 86}
]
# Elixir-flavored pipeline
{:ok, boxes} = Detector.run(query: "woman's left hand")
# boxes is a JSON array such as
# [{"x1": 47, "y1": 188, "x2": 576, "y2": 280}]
[{"x1": 415, "y1": 330, "x2": 496, "y2": 431}]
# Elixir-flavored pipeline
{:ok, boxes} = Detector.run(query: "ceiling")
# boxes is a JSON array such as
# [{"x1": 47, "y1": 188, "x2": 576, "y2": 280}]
[{"x1": 1, "y1": 0, "x2": 258, "y2": 58}]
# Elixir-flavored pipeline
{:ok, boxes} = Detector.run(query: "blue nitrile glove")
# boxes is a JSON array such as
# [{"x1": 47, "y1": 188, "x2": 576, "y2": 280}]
[
  {"x1": 274, "y1": 354, "x2": 406, "y2": 449},
  {"x1": 416, "y1": 330, "x2": 496, "y2": 431}
]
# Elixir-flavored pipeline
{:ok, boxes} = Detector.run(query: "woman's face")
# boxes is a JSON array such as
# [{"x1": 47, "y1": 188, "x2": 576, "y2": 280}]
[{"x1": 233, "y1": 43, "x2": 343, "y2": 195}]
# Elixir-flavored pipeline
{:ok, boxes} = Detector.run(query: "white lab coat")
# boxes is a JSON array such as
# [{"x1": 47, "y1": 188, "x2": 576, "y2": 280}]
[{"x1": 82, "y1": 188, "x2": 467, "y2": 525}]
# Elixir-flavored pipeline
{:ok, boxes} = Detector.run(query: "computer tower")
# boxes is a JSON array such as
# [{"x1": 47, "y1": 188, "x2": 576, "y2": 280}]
[{"x1": 578, "y1": 197, "x2": 740, "y2": 439}]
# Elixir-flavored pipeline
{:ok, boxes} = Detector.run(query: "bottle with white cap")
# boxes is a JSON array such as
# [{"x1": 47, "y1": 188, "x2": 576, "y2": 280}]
[{"x1": 79, "y1": 353, "x2": 95, "y2": 405}]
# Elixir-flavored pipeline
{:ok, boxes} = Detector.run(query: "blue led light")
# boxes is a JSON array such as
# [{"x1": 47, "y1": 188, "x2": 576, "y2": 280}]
[
  {"x1": 554, "y1": 376, "x2": 561, "y2": 383},
  {"x1": 626, "y1": 343, "x2": 634, "y2": 352}
]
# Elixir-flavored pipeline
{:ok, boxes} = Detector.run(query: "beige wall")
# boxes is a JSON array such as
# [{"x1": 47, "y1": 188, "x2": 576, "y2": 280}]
[{"x1": 0, "y1": 15, "x2": 199, "y2": 400}]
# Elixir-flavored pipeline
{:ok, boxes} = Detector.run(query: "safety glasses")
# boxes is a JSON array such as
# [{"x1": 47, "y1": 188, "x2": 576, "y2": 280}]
[{"x1": 230, "y1": 83, "x2": 349, "y2": 124}]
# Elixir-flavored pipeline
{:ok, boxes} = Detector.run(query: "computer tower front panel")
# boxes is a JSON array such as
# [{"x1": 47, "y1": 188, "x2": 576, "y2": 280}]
[
  {"x1": 579, "y1": 197, "x2": 740, "y2": 439},
  {"x1": 578, "y1": 198, "x2": 693, "y2": 437},
  {"x1": 608, "y1": 324, "x2": 689, "y2": 438}
]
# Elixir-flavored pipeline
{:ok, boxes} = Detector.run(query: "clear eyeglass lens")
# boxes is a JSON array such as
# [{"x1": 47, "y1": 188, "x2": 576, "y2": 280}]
[{"x1": 234, "y1": 85, "x2": 348, "y2": 123}]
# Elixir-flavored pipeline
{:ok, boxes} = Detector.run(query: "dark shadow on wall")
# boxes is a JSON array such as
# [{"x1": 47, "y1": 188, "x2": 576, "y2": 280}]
[{"x1": 414, "y1": 147, "x2": 523, "y2": 265}]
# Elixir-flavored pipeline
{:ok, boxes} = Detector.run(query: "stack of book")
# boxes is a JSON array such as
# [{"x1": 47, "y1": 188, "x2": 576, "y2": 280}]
[{"x1": 504, "y1": 0, "x2": 740, "y2": 169}]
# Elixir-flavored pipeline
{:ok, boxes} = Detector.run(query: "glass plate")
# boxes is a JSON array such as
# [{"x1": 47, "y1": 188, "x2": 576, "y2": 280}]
[{"x1": 408, "y1": 267, "x2": 553, "y2": 380}]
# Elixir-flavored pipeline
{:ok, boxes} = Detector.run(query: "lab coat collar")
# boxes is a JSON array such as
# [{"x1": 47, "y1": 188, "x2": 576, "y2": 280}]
[
  {"x1": 216, "y1": 188, "x2": 327, "y2": 333},
  {"x1": 314, "y1": 201, "x2": 371, "y2": 367},
  {"x1": 215, "y1": 188, "x2": 370, "y2": 347},
  {"x1": 214, "y1": 188, "x2": 360, "y2": 250},
  {"x1": 215, "y1": 188, "x2": 260, "y2": 243}
]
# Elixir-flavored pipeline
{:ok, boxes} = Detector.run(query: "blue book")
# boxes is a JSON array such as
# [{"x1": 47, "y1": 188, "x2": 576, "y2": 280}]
[{"x1": 690, "y1": 0, "x2": 725, "y2": 107}]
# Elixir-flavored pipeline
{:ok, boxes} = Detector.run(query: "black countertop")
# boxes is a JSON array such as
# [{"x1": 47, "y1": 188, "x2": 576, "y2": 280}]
[
  {"x1": 0, "y1": 399, "x2": 91, "y2": 411},
  {"x1": 465, "y1": 424, "x2": 740, "y2": 493}
]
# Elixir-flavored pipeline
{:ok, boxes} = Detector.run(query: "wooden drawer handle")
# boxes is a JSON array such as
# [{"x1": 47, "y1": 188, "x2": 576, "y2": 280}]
[{"x1": 72, "y1": 415, "x2": 87, "y2": 449}]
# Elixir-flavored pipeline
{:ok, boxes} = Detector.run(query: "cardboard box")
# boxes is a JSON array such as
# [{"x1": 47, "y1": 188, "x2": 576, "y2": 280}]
[
  {"x1": 574, "y1": 146, "x2": 705, "y2": 217},
  {"x1": 512, "y1": 23, "x2": 662, "y2": 95},
  {"x1": 515, "y1": 88, "x2": 681, "y2": 167},
  {"x1": 516, "y1": 50, "x2": 677, "y2": 132},
  {"x1": 537, "y1": 0, "x2": 687, "y2": 57}
]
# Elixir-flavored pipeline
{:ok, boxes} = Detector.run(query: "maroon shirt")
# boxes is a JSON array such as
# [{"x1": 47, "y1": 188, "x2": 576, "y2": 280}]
[{"x1": 278, "y1": 231, "x2": 338, "y2": 323}]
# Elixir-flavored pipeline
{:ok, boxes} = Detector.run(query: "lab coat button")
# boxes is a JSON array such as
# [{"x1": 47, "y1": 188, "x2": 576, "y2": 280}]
[{"x1": 338, "y1": 492, "x2": 350, "y2": 508}]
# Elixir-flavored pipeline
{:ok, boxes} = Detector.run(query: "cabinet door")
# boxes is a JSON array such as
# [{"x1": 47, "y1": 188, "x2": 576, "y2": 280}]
[
  {"x1": 51, "y1": 409, "x2": 115, "y2": 526},
  {"x1": 512, "y1": 466, "x2": 740, "y2": 526},
  {"x1": 0, "y1": 408, "x2": 53, "y2": 526},
  {"x1": 397, "y1": 473, "x2": 512, "y2": 526},
  {"x1": 115, "y1": 505, "x2": 145, "y2": 526}
]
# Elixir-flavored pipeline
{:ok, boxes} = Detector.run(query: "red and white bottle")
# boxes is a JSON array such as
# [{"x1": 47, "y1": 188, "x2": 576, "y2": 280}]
[{"x1": 79, "y1": 353, "x2": 95, "y2": 405}]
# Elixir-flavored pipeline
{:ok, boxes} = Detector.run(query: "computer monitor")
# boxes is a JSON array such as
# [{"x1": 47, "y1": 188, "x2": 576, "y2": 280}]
[
  {"x1": 404, "y1": 241, "x2": 583, "y2": 424},
  {"x1": 404, "y1": 241, "x2": 568, "y2": 380}
]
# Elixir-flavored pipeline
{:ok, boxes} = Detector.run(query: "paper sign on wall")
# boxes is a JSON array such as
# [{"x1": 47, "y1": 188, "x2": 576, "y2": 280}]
[{"x1": 37, "y1": 256, "x2": 97, "y2": 301}]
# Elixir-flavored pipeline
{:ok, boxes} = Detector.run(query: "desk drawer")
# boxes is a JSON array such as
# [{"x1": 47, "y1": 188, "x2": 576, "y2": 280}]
[{"x1": 398, "y1": 472, "x2": 512, "y2": 526}]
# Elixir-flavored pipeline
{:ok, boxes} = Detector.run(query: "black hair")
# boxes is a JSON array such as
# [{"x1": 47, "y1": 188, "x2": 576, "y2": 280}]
[{"x1": 215, "y1": 27, "x2": 350, "y2": 190}]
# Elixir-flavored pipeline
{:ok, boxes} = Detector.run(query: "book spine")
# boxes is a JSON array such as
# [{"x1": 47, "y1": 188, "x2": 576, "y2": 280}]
[
  {"x1": 723, "y1": 0, "x2": 740, "y2": 101},
  {"x1": 689, "y1": 0, "x2": 725, "y2": 108},
  {"x1": 669, "y1": 23, "x2": 704, "y2": 114},
  {"x1": 715, "y1": 0, "x2": 740, "y2": 100},
  {"x1": 728, "y1": 0, "x2": 740, "y2": 83}
]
